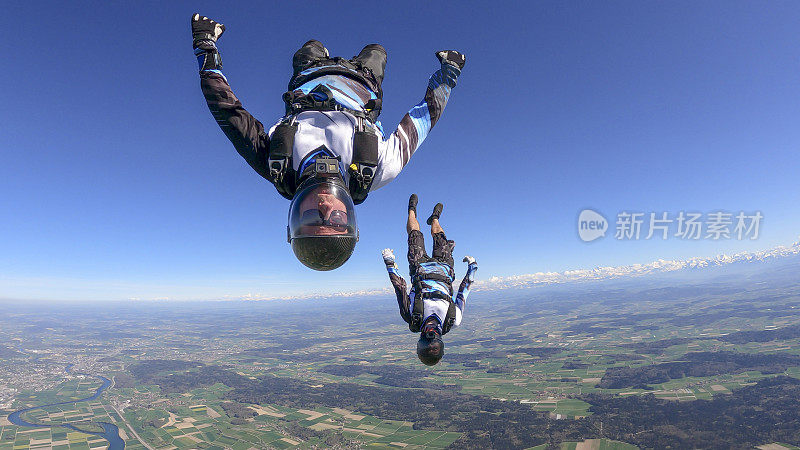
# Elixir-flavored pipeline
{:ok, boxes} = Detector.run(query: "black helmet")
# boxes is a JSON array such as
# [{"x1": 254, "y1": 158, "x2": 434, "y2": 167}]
[
  {"x1": 416, "y1": 329, "x2": 444, "y2": 366},
  {"x1": 288, "y1": 162, "x2": 358, "y2": 271}
]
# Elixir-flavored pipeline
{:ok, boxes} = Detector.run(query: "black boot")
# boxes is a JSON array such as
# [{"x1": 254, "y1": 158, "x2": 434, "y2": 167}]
[
  {"x1": 426, "y1": 203, "x2": 443, "y2": 225},
  {"x1": 292, "y1": 40, "x2": 329, "y2": 77},
  {"x1": 408, "y1": 194, "x2": 418, "y2": 214},
  {"x1": 352, "y1": 44, "x2": 387, "y2": 87}
]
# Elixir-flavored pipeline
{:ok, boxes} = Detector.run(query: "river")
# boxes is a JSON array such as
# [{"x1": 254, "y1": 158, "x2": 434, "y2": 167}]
[{"x1": 7, "y1": 366, "x2": 124, "y2": 449}]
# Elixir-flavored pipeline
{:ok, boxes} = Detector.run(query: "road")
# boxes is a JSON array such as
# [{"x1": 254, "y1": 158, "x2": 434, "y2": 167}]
[{"x1": 108, "y1": 376, "x2": 155, "y2": 450}]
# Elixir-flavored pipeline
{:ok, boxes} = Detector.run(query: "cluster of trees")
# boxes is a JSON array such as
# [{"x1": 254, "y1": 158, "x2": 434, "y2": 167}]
[
  {"x1": 621, "y1": 337, "x2": 694, "y2": 354},
  {"x1": 128, "y1": 359, "x2": 201, "y2": 379},
  {"x1": 720, "y1": 323, "x2": 800, "y2": 344},
  {"x1": 561, "y1": 361, "x2": 589, "y2": 370},
  {"x1": 598, "y1": 351, "x2": 800, "y2": 389},
  {"x1": 124, "y1": 360, "x2": 250, "y2": 394},
  {"x1": 223, "y1": 370, "x2": 800, "y2": 449},
  {"x1": 319, "y1": 364, "x2": 436, "y2": 389},
  {"x1": 219, "y1": 401, "x2": 257, "y2": 424},
  {"x1": 584, "y1": 376, "x2": 800, "y2": 449},
  {"x1": 111, "y1": 372, "x2": 137, "y2": 389},
  {"x1": 142, "y1": 417, "x2": 167, "y2": 429}
]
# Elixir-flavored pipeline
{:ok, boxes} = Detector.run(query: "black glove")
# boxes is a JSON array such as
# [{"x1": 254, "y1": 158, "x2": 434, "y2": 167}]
[
  {"x1": 435, "y1": 50, "x2": 465, "y2": 88},
  {"x1": 436, "y1": 50, "x2": 466, "y2": 70},
  {"x1": 191, "y1": 14, "x2": 225, "y2": 49},
  {"x1": 192, "y1": 14, "x2": 225, "y2": 72}
]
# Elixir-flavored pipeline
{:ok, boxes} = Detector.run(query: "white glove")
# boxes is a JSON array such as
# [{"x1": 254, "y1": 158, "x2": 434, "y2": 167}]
[
  {"x1": 463, "y1": 255, "x2": 476, "y2": 266},
  {"x1": 382, "y1": 248, "x2": 396, "y2": 266}
]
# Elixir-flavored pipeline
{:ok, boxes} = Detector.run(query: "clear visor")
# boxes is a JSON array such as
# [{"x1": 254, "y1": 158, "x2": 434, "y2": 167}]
[{"x1": 289, "y1": 179, "x2": 357, "y2": 240}]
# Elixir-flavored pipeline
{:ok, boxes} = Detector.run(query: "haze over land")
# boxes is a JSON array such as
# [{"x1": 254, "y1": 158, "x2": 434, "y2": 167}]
[
  {"x1": 198, "y1": 237, "x2": 800, "y2": 302},
  {"x1": 2, "y1": 248, "x2": 800, "y2": 449}
]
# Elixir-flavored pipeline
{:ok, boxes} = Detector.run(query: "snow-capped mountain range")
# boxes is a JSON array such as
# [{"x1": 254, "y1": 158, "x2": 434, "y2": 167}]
[
  {"x1": 476, "y1": 238, "x2": 800, "y2": 291},
  {"x1": 225, "y1": 238, "x2": 800, "y2": 301}
]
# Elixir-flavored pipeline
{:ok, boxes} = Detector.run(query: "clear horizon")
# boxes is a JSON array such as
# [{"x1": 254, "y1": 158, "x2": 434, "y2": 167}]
[{"x1": 2, "y1": 233, "x2": 797, "y2": 303}]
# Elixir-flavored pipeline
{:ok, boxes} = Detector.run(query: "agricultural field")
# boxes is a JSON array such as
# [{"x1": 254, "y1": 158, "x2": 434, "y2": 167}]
[
  {"x1": 0, "y1": 425, "x2": 112, "y2": 450},
  {"x1": 2, "y1": 257, "x2": 800, "y2": 448}
]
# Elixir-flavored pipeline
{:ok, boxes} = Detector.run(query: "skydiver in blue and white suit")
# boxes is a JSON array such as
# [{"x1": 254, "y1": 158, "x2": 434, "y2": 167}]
[
  {"x1": 191, "y1": 14, "x2": 467, "y2": 271},
  {"x1": 381, "y1": 194, "x2": 478, "y2": 366}
]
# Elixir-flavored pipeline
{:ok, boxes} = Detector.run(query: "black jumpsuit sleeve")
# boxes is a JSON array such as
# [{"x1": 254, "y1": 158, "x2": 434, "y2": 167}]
[
  {"x1": 388, "y1": 271, "x2": 412, "y2": 324},
  {"x1": 200, "y1": 72, "x2": 271, "y2": 180}
]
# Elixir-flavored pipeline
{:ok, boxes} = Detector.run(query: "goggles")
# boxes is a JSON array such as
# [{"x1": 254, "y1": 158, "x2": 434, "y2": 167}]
[{"x1": 299, "y1": 209, "x2": 349, "y2": 230}]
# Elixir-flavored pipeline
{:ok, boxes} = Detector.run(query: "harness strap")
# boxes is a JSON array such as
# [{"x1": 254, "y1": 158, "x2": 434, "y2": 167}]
[
  {"x1": 412, "y1": 263, "x2": 456, "y2": 297},
  {"x1": 408, "y1": 290, "x2": 458, "y2": 334},
  {"x1": 442, "y1": 300, "x2": 457, "y2": 334},
  {"x1": 267, "y1": 116, "x2": 298, "y2": 200},
  {"x1": 413, "y1": 272, "x2": 454, "y2": 285},
  {"x1": 349, "y1": 116, "x2": 378, "y2": 205},
  {"x1": 409, "y1": 288, "x2": 426, "y2": 333}
]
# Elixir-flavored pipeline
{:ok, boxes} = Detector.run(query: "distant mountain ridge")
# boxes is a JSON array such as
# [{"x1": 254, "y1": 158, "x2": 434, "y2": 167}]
[
  {"x1": 477, "y1": 238, "x2": 800, "y2": 291},
  {"x1": 227, "y1": 238, "x2": 800, "y2": 301}
]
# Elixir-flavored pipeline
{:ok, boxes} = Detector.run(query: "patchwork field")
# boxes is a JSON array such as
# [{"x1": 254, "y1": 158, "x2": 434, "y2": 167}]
[{"x1": 3, "y1": 262, "x2": 800, "y2": 448}]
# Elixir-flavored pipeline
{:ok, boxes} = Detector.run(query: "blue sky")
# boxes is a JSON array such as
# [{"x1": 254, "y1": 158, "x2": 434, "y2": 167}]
[{"x1": 2, "y1": 1, "x2": 800, "y2": 301}]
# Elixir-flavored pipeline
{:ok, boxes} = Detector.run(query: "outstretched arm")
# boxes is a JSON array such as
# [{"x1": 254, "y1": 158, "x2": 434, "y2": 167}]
[
  {"x1": 192, "y1": 14, "x2": 271, "y2": 180},
  {"x1": 371, "y1": 51, "x2": 467, "y2": 190},
  {"x1": 453, "y1": 256, "x2": 478, "y2": 327},
  {"x1": 382, "y1": 249, "x2": 412, "y2": 324}
]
